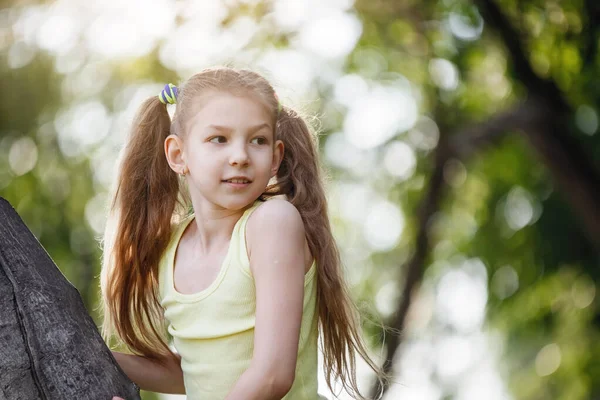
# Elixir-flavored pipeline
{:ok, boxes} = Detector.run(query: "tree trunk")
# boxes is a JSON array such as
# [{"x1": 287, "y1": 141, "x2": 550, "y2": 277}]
[
  {"x1": 0, "y1": 197, "x2": 140, "y2": 400},
  {"x1": 370, "y1": 0, "x2": 600, "y2": 396}
]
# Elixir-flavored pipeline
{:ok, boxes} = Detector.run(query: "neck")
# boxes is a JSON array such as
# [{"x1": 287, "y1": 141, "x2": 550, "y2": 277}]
[{"x1": 187, "y1": 198, "x2": 254, "y2": 254}]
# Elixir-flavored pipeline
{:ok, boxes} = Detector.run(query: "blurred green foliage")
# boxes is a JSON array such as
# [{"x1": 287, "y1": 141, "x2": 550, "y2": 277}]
[{"x1": 1, "y1": 0, "x2": 599, "y2": 399}]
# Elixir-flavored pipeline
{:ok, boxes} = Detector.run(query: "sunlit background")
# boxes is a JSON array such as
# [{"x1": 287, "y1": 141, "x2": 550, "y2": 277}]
[{"x1": 1, "y1": 0, "x2": 599, "y2": 399}]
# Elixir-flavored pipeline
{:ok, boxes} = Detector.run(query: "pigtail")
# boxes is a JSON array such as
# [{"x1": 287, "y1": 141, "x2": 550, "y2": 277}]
[
  {"x1": 100, "y1": 96, "x2": 181, "y2": 365},
  {"x1": 265, "y1": 106, "x2": 388, "y2": 399}
]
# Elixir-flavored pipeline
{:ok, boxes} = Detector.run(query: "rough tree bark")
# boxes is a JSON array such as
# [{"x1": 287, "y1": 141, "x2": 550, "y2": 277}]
[{"x1": 0, "y1": 197, "x2": 140, "y2": 400}]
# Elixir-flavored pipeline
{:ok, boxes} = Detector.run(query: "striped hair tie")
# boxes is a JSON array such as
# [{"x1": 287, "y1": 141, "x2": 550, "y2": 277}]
[{"x1": 158, "y1": 83, "x2": 178, "y2": 105}]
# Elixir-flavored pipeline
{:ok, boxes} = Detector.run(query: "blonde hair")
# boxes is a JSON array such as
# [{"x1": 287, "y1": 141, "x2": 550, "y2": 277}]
[{"x1": 100, "y1": 66, "x2": 387, "y2": 398}]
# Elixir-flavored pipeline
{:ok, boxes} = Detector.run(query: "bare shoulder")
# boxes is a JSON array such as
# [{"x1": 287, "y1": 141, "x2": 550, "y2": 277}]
[
  {"x1": 246, "y1": 199, "x2": 314, "y2": 274},
  {"x1": 246, "y1": 199, "x2": 305, "y2": 249},
  {"x1": 248, "y1": 198, "x2": 304, "y2": 231}
]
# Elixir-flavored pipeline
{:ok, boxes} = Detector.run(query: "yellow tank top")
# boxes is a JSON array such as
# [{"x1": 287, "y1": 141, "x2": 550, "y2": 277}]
[{"x1": 158, "y1": 199, "x2": 319, "y2": 399}]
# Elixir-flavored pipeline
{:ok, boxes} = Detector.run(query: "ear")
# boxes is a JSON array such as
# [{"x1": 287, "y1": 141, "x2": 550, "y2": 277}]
[
  {"x1": 164, "y1": 134, "x2": 187, "y2": 175},
  {"x1": 271, "y1": 139, "x2": 284, "y2": 178}
]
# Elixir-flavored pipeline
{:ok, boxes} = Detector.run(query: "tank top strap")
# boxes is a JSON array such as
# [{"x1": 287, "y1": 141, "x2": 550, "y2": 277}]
[
  {"x1": 232, "y1": 199, "x2": 265, "y2": 276},
  {"x1": 238, "y1": 199, "x2": 265, "y2": 233}
]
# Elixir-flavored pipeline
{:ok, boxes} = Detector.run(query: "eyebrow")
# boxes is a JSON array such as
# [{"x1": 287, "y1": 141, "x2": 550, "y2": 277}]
[{"x1": 206, "y1": 123, "x2": 271, "y2": 134}]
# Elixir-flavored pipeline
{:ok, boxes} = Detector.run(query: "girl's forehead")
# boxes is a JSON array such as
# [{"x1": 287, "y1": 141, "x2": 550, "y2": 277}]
[
  {"x1": 185, "y1": 91, "x2": 273, "y2": 132},
  {"x1": 191, "y1": 90, "x2": 268, "y2": 111}
]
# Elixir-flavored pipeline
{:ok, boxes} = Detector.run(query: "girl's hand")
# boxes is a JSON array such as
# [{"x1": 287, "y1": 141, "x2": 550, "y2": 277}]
[{"x1": 112, "y1": 397, "x2": 125, "y2": 400}]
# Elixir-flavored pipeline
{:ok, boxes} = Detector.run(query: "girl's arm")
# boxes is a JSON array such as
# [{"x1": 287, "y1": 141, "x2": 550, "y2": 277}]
[
  {"x1": 224, "y1": 200, "x2": 307, "y2": 400},
  {"x1": 112, "y1": 351, "x2": 186, "y2": 395}
]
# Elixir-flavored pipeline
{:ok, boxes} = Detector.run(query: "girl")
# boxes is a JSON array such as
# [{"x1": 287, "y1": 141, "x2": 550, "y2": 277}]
[{"x1": 101, "y1": 67, "x2": 385, "y2": 399}]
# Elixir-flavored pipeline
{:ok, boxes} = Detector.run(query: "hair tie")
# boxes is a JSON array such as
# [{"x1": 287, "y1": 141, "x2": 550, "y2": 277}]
[{"x1": 158, "y1": 83, "x2": 178, "y2": 105}]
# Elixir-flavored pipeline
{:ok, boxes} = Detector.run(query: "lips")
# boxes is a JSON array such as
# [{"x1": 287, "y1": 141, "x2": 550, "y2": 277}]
[{"x1": 222, "y1": 178, "x2": 252, "y2": 184}]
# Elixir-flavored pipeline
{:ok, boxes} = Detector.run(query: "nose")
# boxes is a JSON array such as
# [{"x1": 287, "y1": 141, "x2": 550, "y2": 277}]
[{"x1": 229, "y1": 142, "x2": 250, "y2": 167}]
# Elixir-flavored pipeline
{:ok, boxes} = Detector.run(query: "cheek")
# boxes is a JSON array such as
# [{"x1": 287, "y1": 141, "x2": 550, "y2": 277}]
[{"x1": 259, "y1": 151, "x2": 275, "y2": 169}]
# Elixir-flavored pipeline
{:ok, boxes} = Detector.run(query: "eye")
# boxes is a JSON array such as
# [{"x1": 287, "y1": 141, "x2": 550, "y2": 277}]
[
  {"x1": 251, "y1": 136, "x2": 268, "y2": 145},
  {"x1": 209, "y1": 136, "x2": 227, "y2": 144}
]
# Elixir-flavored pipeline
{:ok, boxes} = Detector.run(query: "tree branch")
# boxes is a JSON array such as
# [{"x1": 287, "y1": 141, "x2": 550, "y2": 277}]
[
  {"x1": 369, "y1": 99, "x2": 541, "y2": 397},
  {"x1": 473, "y1": 0, "x2": 568, "y2": 109},
  {"x1": 369, "y1": 2, "x2": 600, "y2": 397},
  {"x1": 448, "y1": 99, "x2": 538, "y2": 158},
  {"x1": 370, "y1": 92, "x2": 600, "y2": 396},
  {"x1": 0, "y1": 197, "x2": 141, "y2": 399},
  {"x1": 473, "y1": 0, "x2": 600, "y2": 246},
  {"x1": 370, "y1": 132, "x2": 450, "y2": 399}
]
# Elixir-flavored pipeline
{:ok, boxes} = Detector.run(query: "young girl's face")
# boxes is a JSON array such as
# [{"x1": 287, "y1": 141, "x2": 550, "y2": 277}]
[{"x1": 181, "y1": 91, "x2": 283, "y2": 210}]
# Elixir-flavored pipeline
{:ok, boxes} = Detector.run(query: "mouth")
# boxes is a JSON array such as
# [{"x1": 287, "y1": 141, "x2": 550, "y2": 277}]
[{"x1": 222, "y1": 178, "x2": 252, "y2": 184}]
